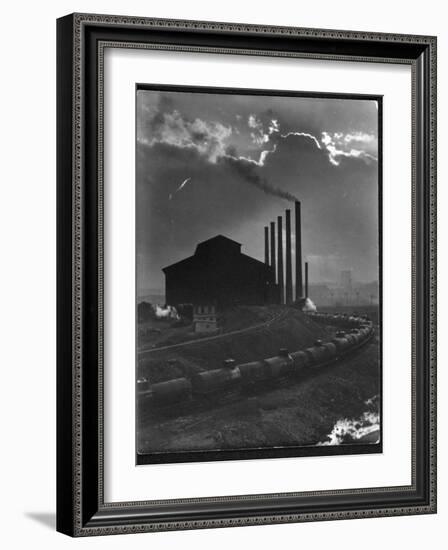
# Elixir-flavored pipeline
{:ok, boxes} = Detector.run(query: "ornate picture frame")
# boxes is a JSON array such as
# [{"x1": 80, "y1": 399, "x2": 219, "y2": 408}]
[{"x1": 57, "y1": 13, "x2": 437, "y2": 536}]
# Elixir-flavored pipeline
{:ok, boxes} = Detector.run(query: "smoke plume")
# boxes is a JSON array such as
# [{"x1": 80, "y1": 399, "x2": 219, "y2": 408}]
[
  {"x1": 302, "y1": 297, "x2": 317, "y2": 312},
  {"x1": 222, "y1": 153, "x2": 299, "y2": 202},
  {"x1": 153, "y1": 304, "x2": 180, "y2": 320}
]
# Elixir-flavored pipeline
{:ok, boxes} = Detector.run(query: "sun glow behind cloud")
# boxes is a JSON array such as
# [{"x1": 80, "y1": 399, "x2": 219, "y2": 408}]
[{"x1": 138, "y1": 105, "x2": 378, "y2": 174}]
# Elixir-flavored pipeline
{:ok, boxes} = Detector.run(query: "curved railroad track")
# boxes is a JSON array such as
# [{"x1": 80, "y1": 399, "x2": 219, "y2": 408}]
[{"x1": 138, "y1": 307, "x2": 291, "y2": 356}]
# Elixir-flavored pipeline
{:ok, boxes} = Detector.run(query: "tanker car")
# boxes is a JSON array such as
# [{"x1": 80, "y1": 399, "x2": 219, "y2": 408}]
[{"x1": 138, "y1": 313, "x2": 374, "y2": 408}]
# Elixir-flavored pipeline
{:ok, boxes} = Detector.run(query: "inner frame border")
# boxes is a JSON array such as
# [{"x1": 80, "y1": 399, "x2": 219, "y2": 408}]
[{"x1": 133, "y1": 82, "x2": 384, "y2": 466}]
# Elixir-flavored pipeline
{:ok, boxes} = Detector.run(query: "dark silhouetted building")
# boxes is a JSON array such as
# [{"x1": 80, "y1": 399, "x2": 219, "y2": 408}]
[{"x1": 163, "y1": 235, "x2": 278, "y2": 307}]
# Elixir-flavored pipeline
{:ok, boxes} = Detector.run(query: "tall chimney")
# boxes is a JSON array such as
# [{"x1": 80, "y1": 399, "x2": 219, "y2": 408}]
[
  {"x1": 285, "y1": 210, "x2": 293, "y2": 304},
  {"x1": 295, "y1": 201, "x2": 303, "y2": 300},
  {"x1": 277, "y1": 216, "x2": 284, "y2": 304},
  {"x1": 270, "y1": 222, "x2": 276, "y2": 284},
  {"x1": 305, "y1": 261, "x2": 309, "y2": 298},
  {"x1": 264, "y1": 226, "x2": 269, "y2": 265}
]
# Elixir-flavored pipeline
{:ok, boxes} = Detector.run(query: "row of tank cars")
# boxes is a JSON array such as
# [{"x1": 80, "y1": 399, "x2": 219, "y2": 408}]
[{"x1": 137, "y1": 312, "x2": 374, "y2": 409}]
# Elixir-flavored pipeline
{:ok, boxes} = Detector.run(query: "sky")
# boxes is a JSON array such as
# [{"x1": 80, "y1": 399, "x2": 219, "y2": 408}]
[{"x1": 136, "y1": 88, "x2": 380, "y2": 295}]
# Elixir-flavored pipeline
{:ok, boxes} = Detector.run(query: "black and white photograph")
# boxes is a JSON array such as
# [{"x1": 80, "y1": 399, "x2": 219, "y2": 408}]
[{"x1": 135, "y1": 85, "x2": 382, "y2": 464}]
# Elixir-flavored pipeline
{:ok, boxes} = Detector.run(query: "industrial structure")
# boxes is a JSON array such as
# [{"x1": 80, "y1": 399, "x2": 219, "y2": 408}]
[
  {"x1": 163, "y1": 235, "x2": 279, "y2": 307},
  {"x1": 193, "y1": 304, "x2": 218, "y2": 333},
  {"x1": 264, "y1": 200, "x2": 306, "y2": 305},
  {"x1": 163, "y1": 200, "x2": 308, "y2": 309},
  {"x1": 305, "y1": 261, "x2": 309, "y2": 299}
]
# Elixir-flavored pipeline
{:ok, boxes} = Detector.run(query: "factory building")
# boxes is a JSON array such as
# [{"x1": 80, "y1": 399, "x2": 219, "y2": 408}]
[{"x1": 163, "y1": 235, "x2": 279, "y2": 308}]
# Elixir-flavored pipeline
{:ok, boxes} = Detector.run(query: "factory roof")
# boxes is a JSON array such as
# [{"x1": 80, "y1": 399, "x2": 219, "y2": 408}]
[
  {"x1": 163, "y1": 235, "x2": 265, "y2": 273},
  {"x1": 195, "y1": 235, "x2": 241, "y2": 254}
]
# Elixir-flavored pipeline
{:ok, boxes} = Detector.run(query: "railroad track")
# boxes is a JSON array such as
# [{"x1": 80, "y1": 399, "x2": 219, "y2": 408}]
[
  {"x1": 138, "y1": 328, "x2": 376, "y2": 425},
  {"x1": 138, "y1": 308, "x2": 291, "y2": 357},
  {"x1": 138, "y1": 313, "x2": 375, "y2": 420}
]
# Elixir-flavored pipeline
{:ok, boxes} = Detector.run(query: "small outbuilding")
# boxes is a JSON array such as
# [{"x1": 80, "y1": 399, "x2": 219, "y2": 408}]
[{"x1": 193, "y1": 304, "x2": 218, "y2": 333}]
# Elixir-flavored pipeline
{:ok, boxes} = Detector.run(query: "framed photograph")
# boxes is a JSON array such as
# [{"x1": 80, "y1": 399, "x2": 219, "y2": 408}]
[{"x1": 57, "y1": 13, "x2": 437, "y2": 536}]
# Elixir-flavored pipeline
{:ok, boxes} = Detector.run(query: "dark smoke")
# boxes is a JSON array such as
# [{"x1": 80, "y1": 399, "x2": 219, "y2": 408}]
[{"x1": 222, "y1": 154, "x2": 298, "y2": 202}]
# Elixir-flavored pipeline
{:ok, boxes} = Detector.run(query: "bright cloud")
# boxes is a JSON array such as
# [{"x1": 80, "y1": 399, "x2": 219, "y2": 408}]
[
  {"x1": 344, "y1": 132, "x2": 376, "y2": 144},
  {"x1": 139, "y1": 106, "x2": 377, "y2": 173},
  {"x1": 248, "y1": 114, "x2": 270, "y2": 146},
  {"x1": 281, "y1": 131, "x2": 322, "y2": 150},
  {"x1": 321, "y1": 131, "x2": 378, "y2": 166},
  {"x1": 138, "y1": 109, "x2": 232, "y2": 163}
]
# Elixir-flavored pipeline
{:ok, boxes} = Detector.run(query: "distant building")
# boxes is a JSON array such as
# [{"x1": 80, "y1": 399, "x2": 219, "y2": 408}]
[
  {"x1": 308, "y1": 283, "x2": 332, "y2": 306},
  {"x1": 308, "y1": 280, "x2": 379, "y2": 307},
  {"x1": 193, "y1": 304, "x2": 218, "y2": 333},
  {"x1": 340, "y1": 269, "x2": 353, "y2": 289},
  {"x1": 162, "y1": 235, "x2": 278, "y2": 308}
]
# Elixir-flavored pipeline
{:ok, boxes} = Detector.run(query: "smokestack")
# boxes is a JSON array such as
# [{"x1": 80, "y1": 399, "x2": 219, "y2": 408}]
[
  {"x1": 277, "y1": 216, "x2": 284, "y2": 304},
  {"x1": 285, "y1": 209, "x2": 293, "y2": 304},
  {"x1": 264, "y1": 226, "x2": 269, "y2": 265},
  {"x1": 270, "y1": 222, "x2": 276, "y2": 284},
  {"x1": 305, "y1": 261, "x2": 309, "y2": 298},
  {"x1": 295, "y1": 201, "x2": 303, "y2": 300}
]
